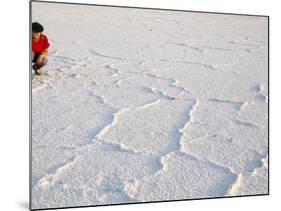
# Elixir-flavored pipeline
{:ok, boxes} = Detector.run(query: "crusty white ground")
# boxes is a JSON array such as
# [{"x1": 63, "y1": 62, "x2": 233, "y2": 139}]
[{"x1": 31, "y1": 2, "x2": 268, "y2": 209}]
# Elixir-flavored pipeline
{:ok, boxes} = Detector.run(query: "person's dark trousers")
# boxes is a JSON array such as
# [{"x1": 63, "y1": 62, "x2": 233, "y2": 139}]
[{"x1": 32, "y1": 52, "x2": 48, "y2": 70}]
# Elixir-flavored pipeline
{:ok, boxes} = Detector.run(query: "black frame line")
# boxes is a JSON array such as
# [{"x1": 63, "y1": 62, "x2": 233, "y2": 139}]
[
  {"x1": 29, "y1": 0, "x2": 270, "y2": 210},
  {"x1": 31, "y1": 0, "x2": 269, "y2": 17},
  {"x1": 31, "y1": 194, "x2": 268, "y2": 211},
  {"x1": 267, "y1": 15, "x2": 270, "y2": 197},
  {"x1": 29, "y1": 1, "x2": 32, "y2": 210}
]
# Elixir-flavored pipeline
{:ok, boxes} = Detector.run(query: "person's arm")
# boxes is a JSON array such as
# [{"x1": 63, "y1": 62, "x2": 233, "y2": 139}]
[
  {"x1": 36, "y1": 48, "x2": 48, "y2": 64},
  {"x1": 40, "y1": 48, "x2": 48, "y2": 57},
  {"x1": 41, "y1": 48, "x2": 48, "y2": 57},
  {"x1": 36, "y1": 35, "x2": 50, "y2": 64}
]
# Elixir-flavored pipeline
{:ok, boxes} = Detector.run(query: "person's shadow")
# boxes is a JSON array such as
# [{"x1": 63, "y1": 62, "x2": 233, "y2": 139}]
[{"x1": 17, "y1": 201, "x2": 29, "y2": 210}]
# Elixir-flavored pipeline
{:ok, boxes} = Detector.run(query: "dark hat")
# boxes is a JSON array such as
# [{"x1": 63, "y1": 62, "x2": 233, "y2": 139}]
[{"x1": 32, "y1": 22, "x2": 44, "y2": 33}]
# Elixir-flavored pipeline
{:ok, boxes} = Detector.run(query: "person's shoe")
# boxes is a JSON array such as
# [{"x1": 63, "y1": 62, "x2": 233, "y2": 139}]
[
  {"x1": 35, "y1": 69, "x2": 43, "y2": 75},
  {"x1": 32, "y1": 63, "x2": 38, "y2": 70}
]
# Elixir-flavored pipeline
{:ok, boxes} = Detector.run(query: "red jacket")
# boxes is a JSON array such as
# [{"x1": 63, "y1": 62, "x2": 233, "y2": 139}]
[{"x1": 32, "y1": 34, "x2": 50, "y2": 53}]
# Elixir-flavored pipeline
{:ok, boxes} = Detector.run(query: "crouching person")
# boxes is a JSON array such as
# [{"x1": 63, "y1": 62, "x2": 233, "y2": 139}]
[{"x1": 32, "y1": 22, "x2": 50, "y2": 75}]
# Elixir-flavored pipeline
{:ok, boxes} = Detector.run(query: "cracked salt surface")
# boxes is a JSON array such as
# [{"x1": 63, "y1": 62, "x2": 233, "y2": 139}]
[{"x1": 32, "y1": 2, "x2": 268, "y2": 209}]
